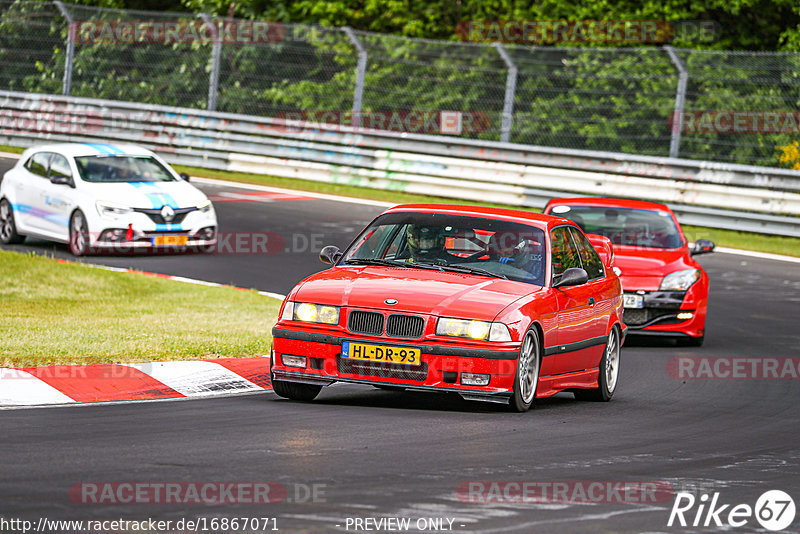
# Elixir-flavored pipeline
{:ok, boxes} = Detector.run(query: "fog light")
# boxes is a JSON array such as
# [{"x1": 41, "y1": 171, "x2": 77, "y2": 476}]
[
  {"x1": 461, "y1": 373, "x2": 490, "y2": 386},
  {"x1": 676, "y1": 312, "x2": 694, "y2": 320},
  {"x1": 281, "y1": 355, "x2": 307, "y2": 368}
]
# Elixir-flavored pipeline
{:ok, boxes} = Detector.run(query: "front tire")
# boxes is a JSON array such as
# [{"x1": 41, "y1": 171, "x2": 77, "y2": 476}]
[
  {"x1": 575, "y1": 326, "x2": 620, "y2": 402},
  {"x1": 678, "y1": 335, "x2": 705, "y2": 347},
  {"x1": 0, "y1": 199, "x2": 25, "y2": 245},
  {"x1": 509, "y1": 329, "x2": 541, "y2": 412},
  {"x1": 68, "y1": 210, "x2": 93, "y2": 256},
  {"x1": 271, "y1": 379, "x2": 322, "y2": 402}
]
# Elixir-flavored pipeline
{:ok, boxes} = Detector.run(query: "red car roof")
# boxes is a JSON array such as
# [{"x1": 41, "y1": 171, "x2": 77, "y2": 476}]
[
  {"x1": 545, "y1": 197, "x2": 673, "y2": 213},
  {"x1": 383, "y1": 204, "x2": 574, "y2": 230}
]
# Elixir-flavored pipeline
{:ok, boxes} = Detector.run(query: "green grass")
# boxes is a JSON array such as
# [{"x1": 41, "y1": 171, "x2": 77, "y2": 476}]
[
  {"x1": 0, "y1": 250, "x2": 280, "y2": 367},
  {"x1": 3, "y1": 143, "x2": 798, "y2": 256}
]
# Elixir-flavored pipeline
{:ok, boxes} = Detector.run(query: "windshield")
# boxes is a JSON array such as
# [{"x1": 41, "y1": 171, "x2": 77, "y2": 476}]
[
  {"x1": 341, "y1": 212, "x2": 546, "y2": 286},
  {"x1": 74, "y1": 155, "x2": 176, "y2": 183},
  {"x1": 550, "y1": 205, "x2": 684, "y2": 249}
]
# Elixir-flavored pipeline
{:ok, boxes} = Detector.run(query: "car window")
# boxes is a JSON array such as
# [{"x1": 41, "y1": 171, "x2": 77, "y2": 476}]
[
  {"x1": 550, "y1": 226, "x2": 583, "y2": 282},
  {"x1": 74, "y1": 155, "x2": 176, "y2": 183},
  {"x1": 569, "y1": 227, "x2": 605, "y2": 280},
  {"x1": 343, "y1": 212, "x2": 546, "y2": 286},
  {"x1": 26, "y1": 152, "x2": 52, "y2": 177},
  {"x1": 49, "y1": 154, "x2": 72, "y2": 181}
]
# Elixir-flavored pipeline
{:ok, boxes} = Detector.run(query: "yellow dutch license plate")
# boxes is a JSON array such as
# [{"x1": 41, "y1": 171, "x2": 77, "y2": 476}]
[
  {"x1": 342, "y1": 342, "x2": 422, "y2": 366},
  {"x1": 152, "y1": 235, "x2": 188, "y2": 246}
]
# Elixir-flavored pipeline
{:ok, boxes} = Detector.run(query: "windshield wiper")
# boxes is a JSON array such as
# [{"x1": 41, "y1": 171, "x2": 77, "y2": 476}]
[
  {"x1": 434, "y1": 264, "x2": 508, "y2": 279},
  {"x1": 343, "y1": 258, "x2": 409, "y2": 267}
]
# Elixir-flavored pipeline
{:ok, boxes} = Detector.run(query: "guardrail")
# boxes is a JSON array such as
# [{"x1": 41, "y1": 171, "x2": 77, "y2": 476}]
[{"x1": 2, "y1": 89, "x2": 800, "y2": 237}]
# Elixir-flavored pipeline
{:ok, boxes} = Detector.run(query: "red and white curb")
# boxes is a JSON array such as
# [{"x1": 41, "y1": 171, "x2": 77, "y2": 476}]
[{"x1": 0, "y1": 357, "x2": 273, "y2": 408}]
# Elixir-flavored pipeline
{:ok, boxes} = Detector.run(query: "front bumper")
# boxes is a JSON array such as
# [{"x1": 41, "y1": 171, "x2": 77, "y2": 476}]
[
  {"x1": 623, "y1": 289, "x2": 706, "y2": 337},
  {"x1": 271, "y1": 326, "x2": 520, "y2": 404},
  {"x1": 88, "y1": 209, "x2": 218, "y2": 250}
]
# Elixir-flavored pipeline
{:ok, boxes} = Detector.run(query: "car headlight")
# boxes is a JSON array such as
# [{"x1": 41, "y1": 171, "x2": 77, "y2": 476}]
[
  {"x1": 96, "y1": 201, "x2": 132, "y2": 217},
  {"x1": 198, "y1": 200, "x2": 213, "y2": 213},
  {"x1": 660, "y1": 269, "x2": 700, "y2": 291},
  {"x1": 282, "y1": 301, "x2": 340, "y2": 325},
  {"x1": 436, "y1": 318, "x2": 512, "y2": 342}
]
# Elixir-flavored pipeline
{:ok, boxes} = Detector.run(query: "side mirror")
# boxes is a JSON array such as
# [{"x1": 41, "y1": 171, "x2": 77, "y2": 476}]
[
  {"x1": 691, "y1": 239, "x2": 715, "y2": 256},
  {"x1": 320, "y1": 245, "x2": 342, "y2": 265},
  {"x1": 553, "y1": 267, "x2": 589, "y2": 288},
  {"x1": 179, "y1": 172, "x2": 190, "y2": 182},
  {"x1": 50, "y1": 175, "x2": 71, "y2": 186}
]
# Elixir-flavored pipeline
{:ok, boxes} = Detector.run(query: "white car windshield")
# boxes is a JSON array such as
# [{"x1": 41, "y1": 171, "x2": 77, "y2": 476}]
[{"x1": 74, "y1": 155, "x2": 176, "y2": 183}]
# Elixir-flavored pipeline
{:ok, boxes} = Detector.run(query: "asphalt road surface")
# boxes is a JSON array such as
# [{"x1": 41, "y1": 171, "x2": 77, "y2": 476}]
[{"x1": 2, "y1": 155, "x2": 799, "y2": 533}]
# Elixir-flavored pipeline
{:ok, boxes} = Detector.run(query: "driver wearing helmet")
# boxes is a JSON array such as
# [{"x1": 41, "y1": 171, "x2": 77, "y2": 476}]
[{"x1": 405, "y1": 224, "x2": 453, "y2": 263}]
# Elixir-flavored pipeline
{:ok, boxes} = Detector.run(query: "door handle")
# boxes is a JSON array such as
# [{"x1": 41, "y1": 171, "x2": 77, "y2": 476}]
[{"x1": 588, "y1": 297, "x2": 596, "y2": 306}]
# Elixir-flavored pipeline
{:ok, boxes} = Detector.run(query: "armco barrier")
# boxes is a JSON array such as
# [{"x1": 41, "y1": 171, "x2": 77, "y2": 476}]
[{"x1": 1, "y1": 89, "x2": 800, "y2": 237}]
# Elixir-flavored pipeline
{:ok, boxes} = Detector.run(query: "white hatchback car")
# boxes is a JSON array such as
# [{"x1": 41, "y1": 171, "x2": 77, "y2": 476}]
[{"x1": 0, "y1": 143, "x2": 217, "y2": 255}]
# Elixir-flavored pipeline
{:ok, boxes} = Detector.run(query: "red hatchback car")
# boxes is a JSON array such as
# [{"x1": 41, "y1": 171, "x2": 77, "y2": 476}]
[
  {"x1": 543, "y1": 198, "x2": 714, "y2": 346},
  {"x1": 271, "y1": 204, "x2": 625, "y2": 412}
]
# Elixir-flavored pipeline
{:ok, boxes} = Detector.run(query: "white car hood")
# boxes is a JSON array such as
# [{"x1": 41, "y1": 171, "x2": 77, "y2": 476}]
[{"x1": 83, "y1": 180, "x2": 208, "y2": 209}]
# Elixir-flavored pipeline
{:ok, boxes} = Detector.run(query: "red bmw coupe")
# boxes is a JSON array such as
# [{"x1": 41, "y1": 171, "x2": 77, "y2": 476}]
[
  {"x1": 543, "y1": 198, "x2": 714, "y2": 346},
  {"x1": 271, "y1": 204, "x2": 625, "y2": 412}
]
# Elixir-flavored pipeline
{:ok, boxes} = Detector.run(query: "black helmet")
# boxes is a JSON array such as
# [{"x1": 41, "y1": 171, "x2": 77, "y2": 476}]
[{"x1": 406, "y1": 225, "x2": 445, "y2": 258}]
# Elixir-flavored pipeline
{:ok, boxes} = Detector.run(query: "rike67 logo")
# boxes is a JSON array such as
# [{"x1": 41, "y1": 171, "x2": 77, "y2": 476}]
[{"x1": 668, "y1": 490, "x2": 796, "y2": 531}]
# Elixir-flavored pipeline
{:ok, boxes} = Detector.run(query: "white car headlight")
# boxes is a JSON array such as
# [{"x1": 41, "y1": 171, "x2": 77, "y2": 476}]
[
  {"x1": 436, "y1": 318, "x2": 512, "y2": 342},
  {"x1": 660, "y1": 269, "x2": 701, "y2": 291},
  {"x1": 198, "y1": 200, "x2": 214, "y2": 213},
  {"x1": 96, "y1": 201, "x2": 132, "y2": 218},
  {"x1": 284, "y1": 302, "x2": 340, "y2": 325}
]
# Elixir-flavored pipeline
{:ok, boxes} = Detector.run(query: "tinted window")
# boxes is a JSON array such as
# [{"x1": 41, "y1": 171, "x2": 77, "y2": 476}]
[
  {"x1": 49, "y1": 154, "x2": 72, "y2": 180},
  {"x1": 570, "y1": 227, "x2": 605, "y2": 280},
  {"x1": 26, "y1": 152, "x2": 51, "y2": 177},
  {"x1": 550, "y1": 226, "x2": 582, "y2": 281},
  {"x1": 342, "y1": 212, "x2": 546, "y2": 286}
]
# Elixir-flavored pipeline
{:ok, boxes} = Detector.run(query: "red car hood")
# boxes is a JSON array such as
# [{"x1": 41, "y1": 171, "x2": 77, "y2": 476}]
[
  {"x1": 614, "y1": 246, "x2": 694, "y2": 291},
  {"x1": 293, "y1": 266, "x2": 541, "y2": 321}
]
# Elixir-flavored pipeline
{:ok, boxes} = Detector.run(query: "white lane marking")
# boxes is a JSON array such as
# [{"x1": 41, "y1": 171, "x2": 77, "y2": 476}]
[
  {"x1": 714, "y1": 245, "x2": 800, "y2": 264},
  {"x1": 192, "y1": 176, "x2": 395, "y2": 208},
  {"x1": 0, "y1": 369, "x2": 75, "y2": 406},
  {"x1": 122, "y1": 361, "x2": 262, "y2": 396}
]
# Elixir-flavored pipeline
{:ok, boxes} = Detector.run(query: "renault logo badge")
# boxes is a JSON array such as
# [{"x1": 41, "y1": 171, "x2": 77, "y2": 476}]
[
  {"x1": 384, "y1": 299, "x2": 398, "y2": 305},
  {"x1": 160, "y1": 205, "x2": 175, "y2": 222}
]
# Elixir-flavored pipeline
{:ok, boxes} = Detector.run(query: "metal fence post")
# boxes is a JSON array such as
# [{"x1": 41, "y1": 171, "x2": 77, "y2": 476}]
[
  {"x1": 342, "y1": 27, "x2": 366, "y2": 128},
  {"x1": 201, "y1": 13, "x2": 222, "y2": 111},
  {"x1": 665, "y1": 46, "x2": 688, "y2": 159},
  {"x1": 493, "y1": 43, "x2": 517, "y2": 143},
  {"x1": 53, "y1": 1, "x2": 74, "y2": 96}
]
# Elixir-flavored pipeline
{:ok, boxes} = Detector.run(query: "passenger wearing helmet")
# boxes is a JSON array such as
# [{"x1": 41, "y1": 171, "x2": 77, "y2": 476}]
[{"x1": 405, "y1": 224, "x2": 452, "y2": 263}]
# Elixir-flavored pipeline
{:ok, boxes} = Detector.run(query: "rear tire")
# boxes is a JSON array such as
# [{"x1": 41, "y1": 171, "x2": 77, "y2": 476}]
[
  {"x1": 0, "y1": 199, "x2": 25, "y2": 245},
  {"x1": 574, "y1": 326, "x2": 620, "y2": 402},
  {"x1": 271, "y1": 379, "x2": 322, "y2": 402},
  {"x1": 68, "y1": 210, "x2": 93, "y2": 256},
  {"x1": 508, "y1": 329, "x2": 541, "y2": 412}
]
